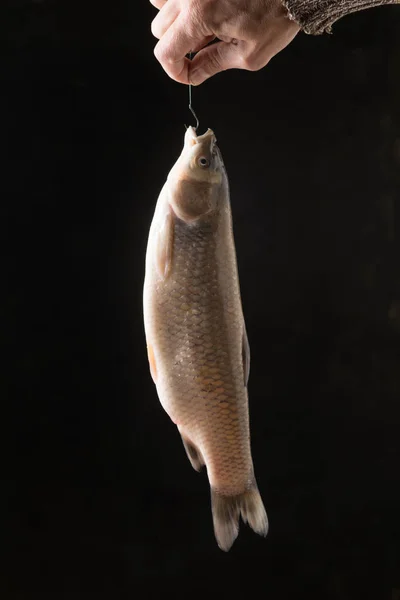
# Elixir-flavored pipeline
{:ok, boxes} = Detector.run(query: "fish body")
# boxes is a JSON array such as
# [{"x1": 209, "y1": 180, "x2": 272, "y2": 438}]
[{"x1": 143, "y1": 126, "x2": 268, "y2": 551}]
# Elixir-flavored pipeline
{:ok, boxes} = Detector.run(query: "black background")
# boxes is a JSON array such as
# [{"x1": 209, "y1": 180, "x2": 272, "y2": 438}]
[{"x1": 1, "y1": 0, "x2": 400, "y2": 596}]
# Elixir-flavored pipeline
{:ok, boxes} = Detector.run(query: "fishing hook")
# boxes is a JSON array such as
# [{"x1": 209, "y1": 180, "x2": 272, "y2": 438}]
[{"x1": 188, "y1": 81, "x2": 199, "y2": 131}]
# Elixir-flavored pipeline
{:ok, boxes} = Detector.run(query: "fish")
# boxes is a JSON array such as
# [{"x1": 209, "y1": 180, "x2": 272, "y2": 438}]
[{"x1": 142, "y1": 126, "x2": 268, "y2": 551}]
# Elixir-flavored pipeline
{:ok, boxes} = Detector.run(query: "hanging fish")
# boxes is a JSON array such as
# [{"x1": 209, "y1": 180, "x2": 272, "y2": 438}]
[{"x1": 143, "y1": 126, "x2": 268, "y2": 551}]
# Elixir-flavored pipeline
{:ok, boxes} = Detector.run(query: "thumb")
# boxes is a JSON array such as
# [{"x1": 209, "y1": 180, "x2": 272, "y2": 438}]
[{"x1": 189, "y1": 40, "x2": 247, "y2": 85}]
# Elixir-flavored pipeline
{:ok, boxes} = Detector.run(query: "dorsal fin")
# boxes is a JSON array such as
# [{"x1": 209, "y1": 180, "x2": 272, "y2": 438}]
[{"x1": 242, "y1": 321, "x2": 250, "y2": 387}]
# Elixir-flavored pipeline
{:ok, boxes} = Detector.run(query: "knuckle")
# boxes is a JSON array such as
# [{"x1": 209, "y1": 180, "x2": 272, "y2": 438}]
[
  {"x1": 184, "y1": 0, "x2": 211, "y2": 37},
  {"x1": 182, "y1": 18, "x2": 199, "y2": 41},
  {"x1": 153, "y1": 43, "x2": 166, "y2": 62},
  {"x1": 150, "y1": 21, "x2": 159, "y2": 38},
  {"x1": 200, "y1": 0, "x2": 220, "y2": 26},
  {"x1": 207, "y1": 47, "x2": 223, "y2": 73},
  {"x1": 154, "y1": 43, "x2": 176, "y2": 68},
  {"x1": 239, "y1": 52, "x2": 263, "y2": 71}
]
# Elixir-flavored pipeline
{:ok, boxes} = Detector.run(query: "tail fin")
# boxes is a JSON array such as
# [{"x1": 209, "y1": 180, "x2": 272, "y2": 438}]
[{"x1": 211, "y1": 485, "x2": 268, "y2": 552}]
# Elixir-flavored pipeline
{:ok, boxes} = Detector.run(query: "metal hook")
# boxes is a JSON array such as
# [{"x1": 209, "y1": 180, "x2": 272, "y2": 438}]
[{"x1": 188, "y1": 82, "x2": 199, "y2": 131}]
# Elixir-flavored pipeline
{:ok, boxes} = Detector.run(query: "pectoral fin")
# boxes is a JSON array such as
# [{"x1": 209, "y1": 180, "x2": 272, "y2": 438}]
[
  {"x1": 155, "y1": 207, "x2": 174, "y2": 280},
  {"x1": 242, "y1": 321, "x2": 250, "y2": 387},
  {"x1": 147, "y1": 342, "x2": 157, "y2": 384}
]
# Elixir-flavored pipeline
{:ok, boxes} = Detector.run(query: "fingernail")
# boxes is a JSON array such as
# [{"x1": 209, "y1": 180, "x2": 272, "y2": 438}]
[{"x1": 189, "y1": 69, "x2": 207, "y2": 86}]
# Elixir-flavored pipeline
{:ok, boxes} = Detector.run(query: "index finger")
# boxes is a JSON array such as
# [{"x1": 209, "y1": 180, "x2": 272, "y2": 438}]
[{"x1": 154, "y1": 18, "x2": 209, "y2": 84}]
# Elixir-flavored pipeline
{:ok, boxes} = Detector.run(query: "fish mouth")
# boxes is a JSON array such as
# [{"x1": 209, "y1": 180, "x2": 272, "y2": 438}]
[
  {"x1": 185, "y1": 126, "x2": 217, "y2": 156},
  {"x1": 185, "y1": 126, "x2": 216, "y2": 144},
  {"x1": 195, "y1": 128, "x2": 215, "y2": 143}
]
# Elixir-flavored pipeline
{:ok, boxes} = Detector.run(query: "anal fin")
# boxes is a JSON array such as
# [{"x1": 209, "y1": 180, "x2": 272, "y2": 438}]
[{"x1": 180, "y1": 434, "x2": 204, "y2": 472}]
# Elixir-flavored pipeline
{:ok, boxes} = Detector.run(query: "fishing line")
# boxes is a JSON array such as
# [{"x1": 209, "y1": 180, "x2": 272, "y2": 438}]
[{"x1": 187, "y1": 51, "x2": 199, "y2": 131}]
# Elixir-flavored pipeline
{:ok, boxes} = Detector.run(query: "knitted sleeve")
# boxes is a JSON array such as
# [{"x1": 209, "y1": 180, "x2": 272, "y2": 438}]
[{"x1": 281, "y1": 0, "x2": 400, "y2": 34}]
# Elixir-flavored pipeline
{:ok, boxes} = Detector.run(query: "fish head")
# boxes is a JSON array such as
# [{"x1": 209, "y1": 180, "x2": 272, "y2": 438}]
[
  {"x1": 183, "y1": 126, "x2": 223, "y2": 176},
  {"x1": 168, "y1": 127, "x2": 226, "y2": 223}
]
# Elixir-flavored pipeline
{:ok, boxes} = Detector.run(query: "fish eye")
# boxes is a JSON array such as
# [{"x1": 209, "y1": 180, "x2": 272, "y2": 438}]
[{"x1": 198, "y1": 156, "x2": 210, "y2": 168}]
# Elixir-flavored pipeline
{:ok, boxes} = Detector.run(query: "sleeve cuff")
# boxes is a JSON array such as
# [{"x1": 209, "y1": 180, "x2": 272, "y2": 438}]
[{"x1": 282, "y1": 0, "x2": 400, "y2": 35}]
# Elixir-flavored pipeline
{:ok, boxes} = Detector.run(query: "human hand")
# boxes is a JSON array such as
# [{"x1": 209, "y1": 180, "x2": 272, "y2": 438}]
[{"x1": 150, "y1": 0, "x2": 300, "y2": 85}]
